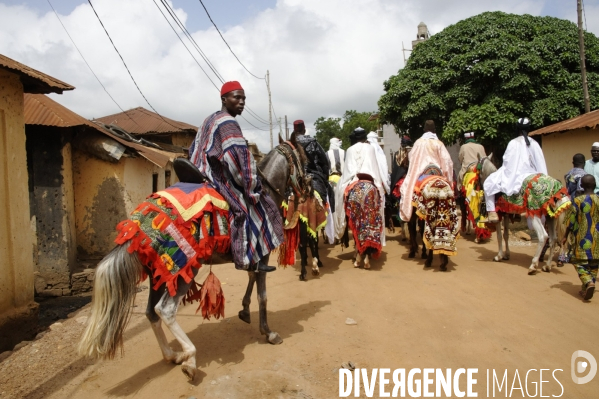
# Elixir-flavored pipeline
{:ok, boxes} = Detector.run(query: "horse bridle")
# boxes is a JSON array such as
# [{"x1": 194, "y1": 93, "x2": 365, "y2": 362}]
[{"x1": 258, "y1": 141, "x2": 309, "y2": 201}]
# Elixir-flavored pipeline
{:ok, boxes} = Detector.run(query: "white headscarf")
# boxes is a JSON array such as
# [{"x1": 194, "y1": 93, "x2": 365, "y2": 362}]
[
  {"x1": 329, "y1": 137, "x2": 342, "y2": 151},
  {"x1": 367, "y1": 132, "x2": 390, "y2": 194}
]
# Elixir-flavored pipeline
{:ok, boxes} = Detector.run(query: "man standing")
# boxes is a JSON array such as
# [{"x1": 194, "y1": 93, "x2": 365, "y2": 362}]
[
  {"x1": 458, "y1": 132, "x2": 486, "y2": 189},
  {"x1": 565, "y1": 153, "x2": 587, "y2": 198},
  {"x1": 189, "y1": 81, "x2": 283, "y2": 272},
  {"x1": 327, "y1": 137, "x2": 345, "y2": 180},
  {"x1": 483, "y1": 117, "x2": 547, "y2": 223},
  {"x1": 564, "y1": 175, "x2": 599, "y2": 300},
  {"x1": 400, "y1": 120, "x2": 453, "y2": 221},
  {"x1": 367, "y1": 131, "x2": 391, "y2": 195},
  {"x1": 584, "y1": 143, "x2": 599, "y2": 194}
]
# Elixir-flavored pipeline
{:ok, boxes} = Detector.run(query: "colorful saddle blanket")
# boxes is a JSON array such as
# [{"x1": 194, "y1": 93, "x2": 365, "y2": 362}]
[
  {"x1": 495, "y1": 174, "x2": 571, "y2": 218},
  {"x1": 345, "y1": 180, "x2": 383, "y2": 258},
  {"x1": 114, "y1": 182, "x2": 230, "y2": 299},
  {"x1": 462, "y1": 169, "x2": 492, "y2": 240},
  {"x1": 412, "y1": 175, "x2": 459, "y2": 256}
]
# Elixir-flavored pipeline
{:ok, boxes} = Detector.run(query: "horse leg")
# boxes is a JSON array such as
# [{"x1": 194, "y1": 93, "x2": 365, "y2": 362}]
[
  {"x1": 494, "y1": 217, "x2": 510, "y2": 261},
  {"x1": 256, "y1": 271, "x2": 283, "y2": 344},
  {"x1": 309, "y1": 232, "x2": 321, "y2": 276},
  {"x1": 542, "y1": 218, "x2": 558, "y2": 273},
  {"x1": 503, "y1": 217, "x2": 511, "y2": 260},
  {"x1": 239, "y1": 271, "x2": 256, "y2": 324},
  {"x1": 408, "y1": 214, "x2": 418, "y2": 258},
  {"x1": 154, "y1": 278, "x2": 198, "y2": 380},
  {"x1": 298, "y1": 222, "x2": 308, "y2": 281},
  {"x1": 530, "y1": 216, "x2": 548, "y2": 275},
  {"x1": 146, "y1": 282, "x2": 179, "y2": 363},
  {"x1": 419, "y1": 219, "x2": 427, "y2": 259},
  {"x1": 439, "y1": 254, "x2": 448, "y2": 271},
  {"x1": 424, "y1": 249, "x2": 433, "y2": 267}
]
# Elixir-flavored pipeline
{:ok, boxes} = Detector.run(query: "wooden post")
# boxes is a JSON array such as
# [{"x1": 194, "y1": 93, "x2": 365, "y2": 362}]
[
  {"x1": 578, "y1": 0, "x2": 591, "y2": 113},
  {"x1": 266, "y1": 70, "x2": 273, "y2": 149},
  {"x1": 285, "y1": 115, "x2": 289, "y2": 140}
]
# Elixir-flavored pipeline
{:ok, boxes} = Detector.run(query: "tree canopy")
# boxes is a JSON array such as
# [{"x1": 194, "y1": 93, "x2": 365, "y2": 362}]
[
  {"x1": 378, "y1": 11, "x2": 599, "y2": 149},
  {"x1": 314, "y1": 110, "x2": 378, "y2": 150}
]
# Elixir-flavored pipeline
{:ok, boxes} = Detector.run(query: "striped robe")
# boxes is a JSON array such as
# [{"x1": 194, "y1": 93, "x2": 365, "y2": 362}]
[{"x1": 190, "y1": 111, "x2": 283, "y2": 270}]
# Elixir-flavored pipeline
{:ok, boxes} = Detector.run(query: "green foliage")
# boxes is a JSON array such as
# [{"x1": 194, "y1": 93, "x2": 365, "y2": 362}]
[
  {"x1": 378, "y1": 11, "x2": 599, "y2": 150},
  {"x1": 314, "y1": 110, "x2": 378, "y2": 150}
]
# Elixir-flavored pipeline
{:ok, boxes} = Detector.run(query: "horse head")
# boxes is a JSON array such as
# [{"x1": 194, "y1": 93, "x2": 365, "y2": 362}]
[{"x1": 477, "y1": 153, "x2": 496, "y2": 186}]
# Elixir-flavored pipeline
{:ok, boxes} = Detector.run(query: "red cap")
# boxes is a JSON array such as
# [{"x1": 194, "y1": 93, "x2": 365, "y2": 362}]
[
  {"x1": 221, "y1": 81, "x2": 244, "y2": 96},
  {"x1": 293, "y1": 120, "x2": 304, "y2": 126}
]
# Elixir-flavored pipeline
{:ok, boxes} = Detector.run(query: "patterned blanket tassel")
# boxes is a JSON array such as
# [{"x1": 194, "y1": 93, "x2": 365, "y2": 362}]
[{"x1": 198, "y1": 269, "x2": 225, "y2": 320}]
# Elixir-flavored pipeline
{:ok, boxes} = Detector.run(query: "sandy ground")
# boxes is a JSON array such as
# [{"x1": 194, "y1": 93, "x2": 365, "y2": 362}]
[{"x1": 1, "y1": 229, "x2": 598, "y2": 399}]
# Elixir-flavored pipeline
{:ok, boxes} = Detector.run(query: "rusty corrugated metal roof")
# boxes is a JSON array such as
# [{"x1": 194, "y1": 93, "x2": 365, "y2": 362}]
[
  {"x1": 530, "y1": 109, "x2": 599, "y2": 136},
  {"x1": 0, "y1": 53, "x2": 74, "y2": 94},
  {"x1": 94, "y1": 107, "x2": 197, "y2": 135},
  {"x1": 24, "y1": 94, "x2": 183, "y2": 168}
]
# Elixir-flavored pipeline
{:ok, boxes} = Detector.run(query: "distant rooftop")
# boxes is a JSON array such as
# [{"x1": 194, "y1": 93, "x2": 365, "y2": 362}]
[
  {"x1": 94, "y1": 107, "x2": 197, "y2": 135},
  {"x1": 0, "y1": 53, "x2": 74, "y2": 94},
  {"x1": 530, "y1": 109, "x2": 599, "y2": 136}
]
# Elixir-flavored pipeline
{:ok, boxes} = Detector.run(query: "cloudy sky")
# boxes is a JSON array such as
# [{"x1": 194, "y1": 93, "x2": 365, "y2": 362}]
[{"x1": 1, "y1": 0, "x2": 598, "y2": 151}]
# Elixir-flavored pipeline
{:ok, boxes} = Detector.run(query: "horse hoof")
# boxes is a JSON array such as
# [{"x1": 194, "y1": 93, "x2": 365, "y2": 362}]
[
  {"x1": 503, "y1": 255, "x2": 510, "y2": 260},
  {"x1": 421, "y1": 252, "x2": 428, "y2": 259},
  {"x1": 181, "y1": 364, "x2": 197, "y2": 381},
  {"x1": 528, "y1": 268, "x2": 537, "y2": 275},
  {"x1": 493, "y1": 256, "x2": 501, "y2": 262},
  {"x1": 408, "y1": 251, "x2": 415, "y2": 258},
  {"x1": 299, "y1": 274, "x2": 306, "y2": 281},
  {"x1": 238, "y1": 310, "x2": 251, "y2": 324},
  {"x1": 311, "y1": 269, "x2": 320, "y2": 276},
  {"x1": 440, "y1": 265, "x2": 447, "y2": 272},
  {"x1": 542, "y1": 266, "x2": 551, "y2": 273},
  {"x1": 267, "y1": 332, "x2": 283, "y2": 345},
  {"x1": 424, "y1": 261, "x2": 432, "y2": 268},
  {"x1": 474, "y1": 238, "x2": 479, "y2": 243}
]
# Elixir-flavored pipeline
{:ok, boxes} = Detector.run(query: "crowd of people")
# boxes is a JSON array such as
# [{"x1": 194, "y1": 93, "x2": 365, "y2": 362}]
[{"x1": 190, "y1": 80, "x2": 599, "y2": 302}]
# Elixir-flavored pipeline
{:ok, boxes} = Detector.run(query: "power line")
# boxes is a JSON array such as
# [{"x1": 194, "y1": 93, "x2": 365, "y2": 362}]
[
  {"x1": 86, "y1": 0, "x2": 183, "y2": 131},
  {"x1": 150, "y1": 0, "x2": 220, "y2": 90},
  {"x1": 198, "y1": 0, "x2": 265, "y2": 80},
  {"x1": 159, "y1": 0, "x2": 225, "y2": 83},
  {"x1": 154, "y1": 0, "x2": 271, "y2": 126},
  {"x1": 46, "y1": 0, "x2": 140, "y2": 128}
]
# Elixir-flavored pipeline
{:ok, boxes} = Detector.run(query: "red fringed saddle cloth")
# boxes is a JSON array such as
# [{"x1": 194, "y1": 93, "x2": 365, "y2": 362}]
[{"x1": 114, "y1": 182, "x2": 230, "y2": 319}]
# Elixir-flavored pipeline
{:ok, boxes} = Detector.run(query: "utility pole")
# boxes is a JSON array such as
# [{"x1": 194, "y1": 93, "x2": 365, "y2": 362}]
[
  {"x1": 285, "y1": 115, "x2": 289, "y2": 140},
  {"x1": 578, "y1": 0, "x2": 591, "y2": 113},
  {"x1": 278, "y1": 117, "x2": 283, "y2": 140},
  {"x1": 266, "y1": 70, "x2": 273, "y2": 149}
]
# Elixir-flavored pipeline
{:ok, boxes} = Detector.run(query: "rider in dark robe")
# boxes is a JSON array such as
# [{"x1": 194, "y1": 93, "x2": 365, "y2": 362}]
[{"x1": 292, "y1": 120, "x2": 333, "y2": 209}]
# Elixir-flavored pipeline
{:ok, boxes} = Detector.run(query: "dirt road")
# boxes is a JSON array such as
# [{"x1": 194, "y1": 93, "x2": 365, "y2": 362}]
[{"x1": 1, "y1": 230, "x2": 597, "y2": 398}]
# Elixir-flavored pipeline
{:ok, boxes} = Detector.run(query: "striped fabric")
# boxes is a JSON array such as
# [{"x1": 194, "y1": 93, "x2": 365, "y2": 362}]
[{"x1": 190, "y1": 111, "x2": 283, "y2": 270}]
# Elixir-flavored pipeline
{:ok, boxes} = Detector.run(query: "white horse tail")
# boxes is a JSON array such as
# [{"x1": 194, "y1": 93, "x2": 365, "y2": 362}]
[{"x1": 78, "y1": 242, "x2": 143, "y2": 359}]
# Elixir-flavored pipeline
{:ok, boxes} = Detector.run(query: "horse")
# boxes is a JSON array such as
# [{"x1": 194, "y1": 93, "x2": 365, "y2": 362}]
[
  {"x1": 407, "y1": 165, "x2": 458, "y2": 271},
  {"x1": 389, "y1": 145, "x2": 414, "y2": 242},
  {"x1": 263, "y1": 139, "x2": 325, "y2": 281},
  {"x1": 78, "y1": 139, "x2": 307, "y2": 381},
  {"x1": 478, "y1": 155, "x2": 570, "y2": 274}
]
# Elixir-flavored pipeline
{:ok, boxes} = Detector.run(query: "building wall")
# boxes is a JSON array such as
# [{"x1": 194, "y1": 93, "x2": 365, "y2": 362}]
[
  {"x1": 172, "y1": 132, "x2": 195, "y2": 149},
  {"x1": 26, "y1": 126, "x2": 77, "y2": 296},
  {"x1": 0, "y1": 69, "x2": 38, "y2": 351},
  {"x1": 541, "y1": 128, "x2": 597, "y2": 183},
  {"x1": 73, "y1": 150, "x2": 172, "y2": 258}
]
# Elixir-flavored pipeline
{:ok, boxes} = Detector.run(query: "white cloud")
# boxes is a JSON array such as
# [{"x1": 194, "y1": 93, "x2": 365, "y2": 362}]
[{"x1": 0, "y1": 0, "x2": 595, "y2": 152}]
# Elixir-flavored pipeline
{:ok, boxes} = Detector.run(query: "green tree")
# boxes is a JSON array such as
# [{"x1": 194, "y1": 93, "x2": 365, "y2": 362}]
[
  {"x1": 314, "y1": 110, "x2": 378, "y2": 150},
  {"x1": 378, "y1": 12, "x2": 599, "y2": 151}
]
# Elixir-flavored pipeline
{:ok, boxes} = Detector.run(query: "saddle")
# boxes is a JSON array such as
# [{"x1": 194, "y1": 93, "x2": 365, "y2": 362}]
[{"x1": 173, "y1": 157, "x2": 206, "y2": 184}]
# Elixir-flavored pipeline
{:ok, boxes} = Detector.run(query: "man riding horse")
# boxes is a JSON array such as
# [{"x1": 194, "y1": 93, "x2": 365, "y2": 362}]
[
  {"x1": 337, "y1": 127, "x2": 386, "y2": 268},
  {"x1": 400, "y1": 120, "x2": 454, "y2": 222},
  {"x1": 482, "y1": 117, "x2": 547, "y2": 224},
  {"x1": 190, "y1": 81, "x2": 283, "y2": 272}
]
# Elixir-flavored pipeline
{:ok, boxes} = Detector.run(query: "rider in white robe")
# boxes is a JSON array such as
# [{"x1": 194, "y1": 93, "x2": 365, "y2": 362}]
[
  {"x1": 400, "y1": 121, "x2": 454, "y2": 221},
  {"x1": 336, "y1": 129, "x2": 386, "y2": 246},
  {"x1": 367, "y1": 131, "x2": 391, "y2": 194},
  {"x1": 483, "y1": 117, "x2": 547, "y2": 222}
]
